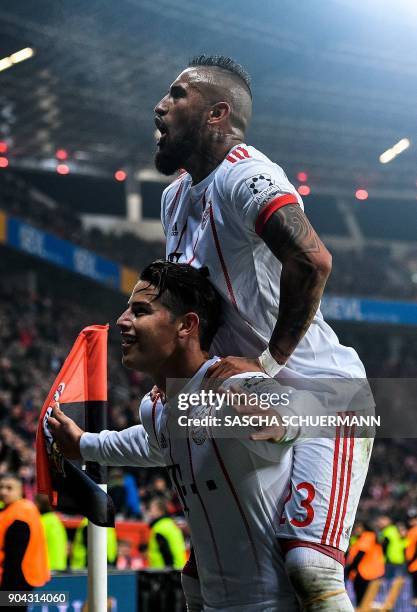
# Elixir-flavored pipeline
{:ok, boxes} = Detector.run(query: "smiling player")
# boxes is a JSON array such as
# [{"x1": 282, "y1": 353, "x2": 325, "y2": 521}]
[{"x1": 48, "y1": 261, "x2": 300, "y2": 611}]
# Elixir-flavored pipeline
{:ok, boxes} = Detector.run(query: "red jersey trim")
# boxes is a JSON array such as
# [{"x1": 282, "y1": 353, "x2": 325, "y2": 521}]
[
  {"x1": 321, "y1": 422, "x2": 342, "y2": 545},
  {"x1": 279, "y1": 539, "x2": 345, "y2": 566},
  {"x1": 255, "y1": 193, "x2": 299, "y2": 236},
  {"x1": 185, "y1": 427, "x2": 228, "y2": 594},
  {"x1": 208, "y1": 204, "x2": 238, "y2": 310},
  {"x1": 209, "y1": 423, "x2": 262, "y2": 575},
  {"x1": 167, "y1": 179, "x2": 185, "y2": 225},
  {"x1": 329, "y1": 419, "x2": 350, "y2": 547},
  {"x1": 151, "y1": 396, "x2": 160, "y2": 448},
  {"x1": 226, "y1": 145, "x2": 251, "y2": 164},
  {"x1": 336, "y1": 416, "x2": 355, "y2": 548}
]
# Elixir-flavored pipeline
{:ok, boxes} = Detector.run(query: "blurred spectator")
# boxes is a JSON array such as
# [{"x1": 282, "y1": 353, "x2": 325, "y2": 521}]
[
  {"x1": 69, "y1": 518, "x2": 117, "y2": 570},
  {"x1": 124, "y1": 473, "x2": 142, "y2": 519},
  {"x1": 376, "y1": 515, "x2": 407, "y2": 578},
  {"x1": 35, "y1": 494, "x2": 68, "y2": 572},
  {"x1": 0, "y1": 473, "x2": 50, "y2": 605},
  {"x1": 146, "y1": 498, "x2": 186, "y2": 570},
  {"x1": 345, "y1": 521, "x2": 384, "y2": 606},
  {"x1": 108, "y1": 469, "x2": 142, "y2": 519},
  {"x1": 406, "y1": 509, "x2": 417, "y2": 607}
]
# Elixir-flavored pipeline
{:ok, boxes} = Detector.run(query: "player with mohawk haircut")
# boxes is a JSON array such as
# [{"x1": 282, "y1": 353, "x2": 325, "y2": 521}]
[
  {"x1": 188, "y1": 55, "x2": 252, "y2": 94},
  {"x1": 154, "y1": 55, "x2": 372, "y2": 610}
]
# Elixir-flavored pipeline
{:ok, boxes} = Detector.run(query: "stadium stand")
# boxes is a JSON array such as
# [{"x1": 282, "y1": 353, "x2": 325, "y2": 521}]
[
  {"x1": 354, "y1": 198, "x2": 417, "y2": 242},
  {"x1": 2, "y1": 169, "x2": 417, "y2": 301},
  {"x1": 304, "y1": 195, "x2": 349, "y2": 236}
]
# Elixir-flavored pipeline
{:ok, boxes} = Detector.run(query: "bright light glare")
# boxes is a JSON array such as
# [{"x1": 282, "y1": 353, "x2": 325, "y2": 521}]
[
  {"x1": 0, "y1": 47, "x2": 35, "y2": 73},
  {"x1": 10, "y1": 47, "x2": 34, "y2": 64},
  {"x1": 0, "y1": 58, "x2": 12, "y2": 72},
  {"x1": 114, "y1": 170, "x2": 127, "y2": 182},
  {"x1": 297, "y1": 171, "x2": 308, "y2": 182},
  {"x1": 392, "y1": 138, "x2": 410, "y2": 154},
  {"x1": 298, "y1": 185, "x2": 311, "y2": 196},
  {"x1": 56, "y1": 164, "x2": 69, "y2": 175},
  {"x1": 355, "y1": 189, "x2": 369, "y2": 201},
  {"x1": 379, "y1": 138, "x2": 411, "y2": 164}
]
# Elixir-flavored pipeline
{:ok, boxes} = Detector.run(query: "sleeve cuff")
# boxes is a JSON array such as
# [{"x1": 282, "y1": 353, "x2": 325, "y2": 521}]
[
  {"x1": 255, "y1": 193, "x2": 299, "y2": 235},
  {"x1": 79, "y1": 432, "x2": 100, "y2": 462}
]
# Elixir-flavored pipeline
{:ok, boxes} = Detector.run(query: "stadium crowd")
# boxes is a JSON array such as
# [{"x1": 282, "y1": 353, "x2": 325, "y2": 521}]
[{"x1": 1, "y1": 169, "x2": 417, "y2": 300}]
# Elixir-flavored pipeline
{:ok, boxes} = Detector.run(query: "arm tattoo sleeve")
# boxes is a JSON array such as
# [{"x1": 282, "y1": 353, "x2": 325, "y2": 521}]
[{"x1": 260, "y1": 204, "x2": 332, "y2": 363}]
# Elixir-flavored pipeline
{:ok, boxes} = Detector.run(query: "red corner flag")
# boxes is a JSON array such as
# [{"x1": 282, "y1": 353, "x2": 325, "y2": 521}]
[{"x1": 36, "y1": 325, "x2": 114, "y2": 527}]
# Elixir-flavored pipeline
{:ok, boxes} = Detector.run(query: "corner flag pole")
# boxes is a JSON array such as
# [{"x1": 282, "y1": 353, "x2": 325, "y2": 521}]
[
  {"x1": 36, "y1": 325, "x2": 112, "y2": 612},
  {"x1": 88, "y1": 487, "x2": 108, "y2": 611},
  {"x1": 85, "y1": 327, "x2": 110, "y2": 612},
  {"x1": 86, "y1": 403, "x2": 108, "y2": 612}
]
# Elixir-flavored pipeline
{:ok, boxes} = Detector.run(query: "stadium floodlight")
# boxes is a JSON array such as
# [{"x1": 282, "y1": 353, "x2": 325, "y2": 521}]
[
  {"x1": 0, "y1": 57, "x2": 12, "y2": 72},
  {"x1": 0, "y1": 47, "x2": 35, "y2": 73},
  {"x1": 392, "y1": 138, "x2": 410, "y2": 154},
  {"x1": 10, "y1": 47, "x2": 34, "y2": 64},
  {"x1": 379, "y1": 138, "x2": 411, "y2": 164}
]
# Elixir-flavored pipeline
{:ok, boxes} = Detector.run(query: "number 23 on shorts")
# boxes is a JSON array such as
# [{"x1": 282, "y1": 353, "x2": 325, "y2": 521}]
[{"x1": 279, "y1": 481, "x2": 316, "y2": 528}]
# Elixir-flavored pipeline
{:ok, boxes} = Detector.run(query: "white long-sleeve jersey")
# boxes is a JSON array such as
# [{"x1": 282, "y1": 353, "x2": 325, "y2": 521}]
[{"x1": 80, "y1": 358, "x2": 298, "y2": 609}]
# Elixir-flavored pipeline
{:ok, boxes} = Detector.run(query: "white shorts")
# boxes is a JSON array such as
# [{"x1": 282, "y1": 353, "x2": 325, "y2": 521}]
[{"x1": 277, "y1": 436, "x2": 373, "y2": 552}]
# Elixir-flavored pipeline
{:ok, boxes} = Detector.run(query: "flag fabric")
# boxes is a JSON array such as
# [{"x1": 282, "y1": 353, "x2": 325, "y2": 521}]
[{"x1": 36, "y1": 325, "x2": 115, "y2": 527}]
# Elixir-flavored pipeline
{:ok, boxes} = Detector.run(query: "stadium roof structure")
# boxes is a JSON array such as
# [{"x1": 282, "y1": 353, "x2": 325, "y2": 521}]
[{"x1": 0, "y1": 0, "x2": 417, "y2": 196}]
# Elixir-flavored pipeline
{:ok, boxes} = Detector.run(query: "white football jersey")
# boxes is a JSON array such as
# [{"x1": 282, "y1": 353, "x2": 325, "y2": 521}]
[
  {"x1": 162, "y1": 144, "x2": 365, "y2": 379},
  {"x1": 81, "y1": 357, "x2": 299, "y2": 609}
]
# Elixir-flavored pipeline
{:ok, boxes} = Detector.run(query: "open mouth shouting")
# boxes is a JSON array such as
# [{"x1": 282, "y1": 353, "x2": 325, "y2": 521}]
[
  {"x1": 121, "y1": 333, "x2": 137, "y2": 353},
  {"x1": 154, "y1": 116, "x2": 168, "y2": 148}
]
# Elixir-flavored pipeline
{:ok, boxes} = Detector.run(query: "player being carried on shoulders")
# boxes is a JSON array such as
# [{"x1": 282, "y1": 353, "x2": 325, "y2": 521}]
[{"x1": 153, "y1": 54, "x2": 374, "y2": 611}]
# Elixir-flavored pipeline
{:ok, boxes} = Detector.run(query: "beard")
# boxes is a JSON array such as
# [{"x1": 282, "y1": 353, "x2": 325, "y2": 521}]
[{"x1": 154, "y1": 124, "x2": 200, "y2": 176}]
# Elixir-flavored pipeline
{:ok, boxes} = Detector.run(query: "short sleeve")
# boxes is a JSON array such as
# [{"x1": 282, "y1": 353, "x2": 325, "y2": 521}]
[{"x1": 220, "y1": 154, "x2": 302, "y2": 234}]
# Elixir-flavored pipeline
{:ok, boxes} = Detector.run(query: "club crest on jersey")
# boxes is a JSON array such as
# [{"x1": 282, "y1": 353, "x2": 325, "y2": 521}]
[{"x1": 245, "y1": 174, "x2": 281, "y2": 206}]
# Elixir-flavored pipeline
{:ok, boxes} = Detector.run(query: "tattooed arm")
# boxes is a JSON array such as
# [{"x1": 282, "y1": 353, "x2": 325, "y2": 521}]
[
  {"x1": 260, "y1": 204, "x2": 332, "y2": 365},
  {"x1": 207, "y1": 202, "x2": 332, "y2": 380}
]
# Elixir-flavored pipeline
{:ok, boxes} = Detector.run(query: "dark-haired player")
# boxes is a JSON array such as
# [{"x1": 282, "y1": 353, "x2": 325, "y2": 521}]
[
  {"x1": 48, "y1": 260, "x2": 300, "y2": 611},
  {"x1": 154, "y1": 55, "x2": 373, "y2": 611}
]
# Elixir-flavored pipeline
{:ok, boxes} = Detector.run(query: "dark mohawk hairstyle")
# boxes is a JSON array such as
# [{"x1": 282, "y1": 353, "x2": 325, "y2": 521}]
[{"x1": 188, "y1": 54, "x2": 252, "y2": 97}]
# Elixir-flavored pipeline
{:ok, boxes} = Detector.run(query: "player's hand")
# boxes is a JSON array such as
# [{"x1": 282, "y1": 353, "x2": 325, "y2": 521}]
[
  {"x1": 207, "y1": 356, "x2": 264, "y2": 380},
  {"x1": 225, "y1": 383, "x2": 286, "y2": 442},
  {"x1": 47, "y1": 402, "x2": 84, "y2": 460}
]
